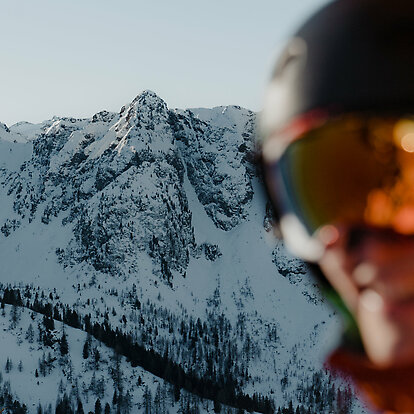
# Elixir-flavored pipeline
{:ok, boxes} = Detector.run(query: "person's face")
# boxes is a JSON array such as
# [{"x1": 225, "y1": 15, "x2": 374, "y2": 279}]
[
  {"x1": 318, "y1": 225, "x2": 414, "y2": 367},
  {"x1": 263, "y1": 116, "x2": 414, "y2": 367}
]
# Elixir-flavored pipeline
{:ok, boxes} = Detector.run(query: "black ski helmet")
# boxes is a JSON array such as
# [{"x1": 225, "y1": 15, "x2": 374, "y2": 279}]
[{"x1": 261, "y1": 0, "x2": 414, "y2": 142}]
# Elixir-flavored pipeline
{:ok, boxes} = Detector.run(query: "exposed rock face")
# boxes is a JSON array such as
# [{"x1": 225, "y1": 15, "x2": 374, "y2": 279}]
[
  {"x1": 0, "y1": 92, "x2": 363, "y2": 414},
  {"x1": 1, "y1": 90, "x2": 256, "y2": 279},
  {"x1": 170, "y1": 105, "x2": 255, "y2": 230}
]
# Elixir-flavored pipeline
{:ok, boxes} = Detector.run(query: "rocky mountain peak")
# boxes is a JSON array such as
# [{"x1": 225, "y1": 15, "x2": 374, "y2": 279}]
[
  {"x1": 115, "y1": 90, "x2": 169, "y2": 139},
  {"x1": 121, "y1": 89, "x2": 168, "y2": 118},
  {"x1": 131, "y1": 89, "x2": 165, "y2": 106}
]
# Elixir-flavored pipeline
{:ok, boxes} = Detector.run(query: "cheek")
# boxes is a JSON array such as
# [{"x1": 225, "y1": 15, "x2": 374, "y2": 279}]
[
  {"x1": 357, "y1": 290, "x2": 400, "y2": 366},
  {"x1": 319, "y1": 249, "x2": 414, "y2": 367},
  {"x1": 357, "y1": 290, "x2": 414, "y2": 367},
  {"x1": 318, "y1": 249, "x2": 360, "y2": 313}
]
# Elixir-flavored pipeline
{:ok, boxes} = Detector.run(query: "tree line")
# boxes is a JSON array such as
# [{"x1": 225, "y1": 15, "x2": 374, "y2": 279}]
[{"x1": 0, "y1": 287, "x2": 274, "y2": 414}]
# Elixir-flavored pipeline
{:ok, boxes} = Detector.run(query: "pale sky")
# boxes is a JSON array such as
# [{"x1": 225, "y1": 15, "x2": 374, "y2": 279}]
[{"x1": 0, "y1": 0, "x2": 330, "y2": 126}]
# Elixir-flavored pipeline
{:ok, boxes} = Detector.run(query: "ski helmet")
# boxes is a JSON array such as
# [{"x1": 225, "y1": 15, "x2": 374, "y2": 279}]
[
  {"x1": 260, "y1": 0, "x2": 414, "y2": 261},
  {"x1": 261, "y1": 0, "x2": 414, "y2": 152}
]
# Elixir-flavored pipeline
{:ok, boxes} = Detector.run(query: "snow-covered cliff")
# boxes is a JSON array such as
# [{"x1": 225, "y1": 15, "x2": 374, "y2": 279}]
[{"x1": 0, "y1": 91, "x2": 366, "y2": 414}]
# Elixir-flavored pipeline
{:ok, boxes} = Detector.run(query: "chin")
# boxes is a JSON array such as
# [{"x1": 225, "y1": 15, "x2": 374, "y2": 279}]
[{"x1": 358, "y1": 295, "x2": 414, "y2": 368}]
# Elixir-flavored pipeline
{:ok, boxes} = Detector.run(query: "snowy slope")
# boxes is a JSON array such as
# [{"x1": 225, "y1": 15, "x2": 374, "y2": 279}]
[
  {"x1": 0, "y1": 304, "x2": 226, "y2": 414},
  {"x1": 0, "y1": 91, "x2": 368, "y2": 413}
]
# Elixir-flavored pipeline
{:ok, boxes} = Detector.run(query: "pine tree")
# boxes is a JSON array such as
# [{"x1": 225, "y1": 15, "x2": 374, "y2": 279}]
[
  {"x1": 5, "y1": 357, "x2": 13, "y2": 373},
  {"x1": 122, "y1": 391, "x2": 132, "y2": 414},
  {"x1": 46, "y1": 352, "x2": 55, "y2": 374},
  {"x1": 60, "y1": 331, "x2": 69, "y2": 356},
  {"x1": 82, "y1": 339, "x2": 89, "y2": 359},
  {"x1": 10, "y1": 304, "x2": 20, "y2": 329},
  {"x1": 26, "y1": 323, "x2": 35, "y2": 343},
  {"x1": 96, "y1": 377, "x2": 105, "y2": 399},
  {"x1": 94, "y1": 348, "x2": 101, "y2": 369},
  {"x1": 39, "y1": 354, "x2": 46, "y2": 377},
  {"x1": 95, "y1": 399, "x2": 102, "y2": 414},
  {"x1": 59, "y1": 379, "x2": 66, "y2": 394},
  {"x1": 43, "y1": 315, "x2": 54, "y2": 331},
  {"x1": 56, "y1": 394, "x2": 73, "y2": 414},
  {"x1": 104, "y1": 403, "x2": 111, "y2": 414},
  {"x1": 77, "y1": 399, "x2": 84, "y2": 414},
  {"x1": 143, "y1": 386, "x2": 152, "y2": 414},
  {"x1": 112, "y1": 390, "x2": 118, "y2": 406},
  {"x1": 154, "y1": 384, "x2": 162, "y2": 414},
  {"x1": 111, "y1": 352, "x2": 122, "y2": 392},
  {"x1": 90, "y1": 372, "x2": 97, "y2": 395}
]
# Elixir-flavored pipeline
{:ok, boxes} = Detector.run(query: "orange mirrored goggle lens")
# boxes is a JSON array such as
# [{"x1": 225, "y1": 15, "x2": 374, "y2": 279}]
[{"x1": 265, "y1": 115, "x2": 414, "y2": 236}]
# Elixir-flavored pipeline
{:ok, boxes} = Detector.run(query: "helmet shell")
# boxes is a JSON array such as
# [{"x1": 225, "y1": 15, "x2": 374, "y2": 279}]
[{"x1": 262, "y1": 0, "x2": 414, "y2": 138}]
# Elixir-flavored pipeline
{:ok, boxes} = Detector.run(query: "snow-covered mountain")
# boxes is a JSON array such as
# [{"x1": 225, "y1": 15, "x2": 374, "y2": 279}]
[{"x1": 0, "y1": 91, "x2": 367, "y2": 414}]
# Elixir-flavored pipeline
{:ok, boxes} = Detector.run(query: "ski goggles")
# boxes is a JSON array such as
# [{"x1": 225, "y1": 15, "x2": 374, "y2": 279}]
[{"x1": 262, "y1": 113, "x2": 414, "y2": 261}]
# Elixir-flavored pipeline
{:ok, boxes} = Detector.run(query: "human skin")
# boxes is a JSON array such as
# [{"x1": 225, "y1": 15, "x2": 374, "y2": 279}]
[{"x1": 318, "y1": 225, "x2": 414, "y2": 368}]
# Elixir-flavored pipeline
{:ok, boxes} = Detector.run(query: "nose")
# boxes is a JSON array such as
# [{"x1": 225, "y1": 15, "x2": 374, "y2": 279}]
[{"x1": 338, "y1": 225, "x2": 414, "y2": 299}]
